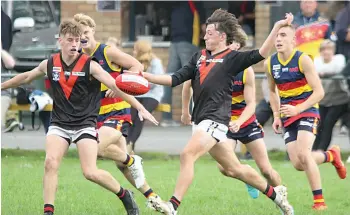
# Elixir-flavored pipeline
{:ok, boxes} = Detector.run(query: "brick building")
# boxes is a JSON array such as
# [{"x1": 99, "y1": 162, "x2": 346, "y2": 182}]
[{"x1": 60, "y1": 1, "x2": 327, "y2": 122}]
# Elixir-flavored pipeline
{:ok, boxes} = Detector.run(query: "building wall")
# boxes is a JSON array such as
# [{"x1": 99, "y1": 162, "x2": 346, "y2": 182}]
[{"x1": 61, "y1": 0, "x2": 270, "y2": 122}]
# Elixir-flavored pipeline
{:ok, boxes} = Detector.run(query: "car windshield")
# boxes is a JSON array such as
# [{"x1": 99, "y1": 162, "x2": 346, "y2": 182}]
[{"x1": 12, "y1": 1, "x2": 58, "y2": 29}]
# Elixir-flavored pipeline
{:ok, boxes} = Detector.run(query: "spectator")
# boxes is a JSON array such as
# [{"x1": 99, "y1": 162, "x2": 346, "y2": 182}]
[
  {"x1": 325, "y1": 1, "x2": 348, "y2": 31},
  {"x1": 1, "y1": 41, "x2": 19, "y2": 132},
  {"x1": 312, "y1": 40, "x2": 348, "y2": 151},
  {"x1": 335, "y1": 1, "x2": 350, "y2": 60},
  {"x1": 293, "y1": 0, "x2": 332, "y2": 58},
  {"x1": 162, "y1": 1, "x2": 206, "y2": 127},
  {"x1": 1, "y1": 7, "x2": 12, "y2": 51},
  {"x1": 1, "y1": 8, "x2": 20, "y2": 132},
  {"x1": 228, "y1": 1, "x2": 255, "y2": 36},
  {"x1": 126, "y1": 40, "x2": 164, "y2": 153},
  {"x1": 334, "y1": 2, "x2": 350, "y2": 163}
]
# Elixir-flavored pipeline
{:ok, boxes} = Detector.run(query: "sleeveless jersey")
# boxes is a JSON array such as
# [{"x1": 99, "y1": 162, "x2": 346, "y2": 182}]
[
  {"x1": 267, "y1": 50, "x2": 319, "y2": 127},
  {"x1": 83, "y1": 43, "x2": 131, "y2": 128},
  {"x1": 231, "y1": 69, "x2": 257, "y2": 128},
  {"x1": 47, "y1": 52, "x2": 101, "y2": 130}
]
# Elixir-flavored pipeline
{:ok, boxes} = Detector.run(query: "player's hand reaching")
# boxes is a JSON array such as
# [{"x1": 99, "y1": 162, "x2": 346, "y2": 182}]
[
  {"x1": 181, "y1": 112, "x2": 192, "y2": 125},
  {"x1": 275, "y1": 13, "x2": 294, "y2": 27},
  {"x1": 138, "y1": 108, "x2": 159, "y2": 125},
  {"x1": 229, "y1": 120, "x2": 242, "y2": 133},
  {"x1": 272, "y1": 117, "x2": 283, "y2": 134},
  {"x1": 280, "y1": 104, "x2": 300, "y2": 117}
]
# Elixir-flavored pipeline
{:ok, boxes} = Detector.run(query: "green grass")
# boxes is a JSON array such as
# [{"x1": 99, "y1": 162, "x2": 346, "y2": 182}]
[{"x1": 2, "y1": 149, "x2": 350, "y2": 215}]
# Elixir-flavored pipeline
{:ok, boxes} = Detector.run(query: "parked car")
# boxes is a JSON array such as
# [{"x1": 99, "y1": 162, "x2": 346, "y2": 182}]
[{"x1": 2, "y1": 0, "x2": 60, "y2": 73}]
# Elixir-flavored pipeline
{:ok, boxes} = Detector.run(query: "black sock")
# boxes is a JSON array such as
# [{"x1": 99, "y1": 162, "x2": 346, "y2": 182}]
[
  {"x1": 44, "y1": 204, "x2": 54, "y2": 213},
  {"x1": 116, "y1": 187, "x2": 126, "y2": 199},
  {"x1": 169, "y1": 196, "x2": 180, "y2": 211},
  {"x1": 143, "y1": 188, "x2": 155, "y2": 198},
  {"x1": 263, "y1": 185, "x2": 277, "y2": 201}
]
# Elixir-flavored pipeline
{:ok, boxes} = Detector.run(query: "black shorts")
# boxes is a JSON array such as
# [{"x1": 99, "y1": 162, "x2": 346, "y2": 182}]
[
  {"x1": 227, "y1": 121, "x2": 264, "y2": 144},
  {"x1": 283, "y1": 117, "x2": 319, "y2": 144},
  {"x1": 100, "y1": 119, "x2": 131, "y2": 137}
]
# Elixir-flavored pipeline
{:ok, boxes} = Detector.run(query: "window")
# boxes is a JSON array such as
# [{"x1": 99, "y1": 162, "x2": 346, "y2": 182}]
[{"x1": 123, "y1": 1, "x2": 172, "y2": 42}]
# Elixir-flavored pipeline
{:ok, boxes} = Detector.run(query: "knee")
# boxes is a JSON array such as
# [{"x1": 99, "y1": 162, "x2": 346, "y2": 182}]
[
  {"x1": 179, "y1": 150, "x2": 197, "y2": 165},
  {"x1": 297, "y1": 153, "x2": 310, "y2": 166},
  {"x1": 44, "y1": 156, "x2": 60, "y2": 173},
  {"x1": 83, "y1": 169, "x2": 100, "y2": 182},
  {"x1": 292, "y1": 162, "x2": 304, "y2": 171},
  {"x1": 220, "y1": 164, "x2": 245, "y2": 179},
  {"x1": 291, "y1": 155, "x2": 307, "y2": 171},
  {"x1": 217, "y1": 164, "x2": 228, "y2": 176}
]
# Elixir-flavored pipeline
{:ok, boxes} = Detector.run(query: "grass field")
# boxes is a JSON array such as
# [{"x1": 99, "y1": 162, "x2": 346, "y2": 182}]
[{"x1": 2, "y1": 149, "x2": 350, "y2": 215}]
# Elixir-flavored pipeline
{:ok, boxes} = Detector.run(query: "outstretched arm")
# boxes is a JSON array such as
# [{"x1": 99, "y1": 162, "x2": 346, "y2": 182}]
[
  {"x1": 90, "y1": 61, "x2": 158, "y2": 125},
  {"x1": 259, "y1": 13, "x2": 293, "y2": 58},
  {"x1": 141, "y1": 53, "x2": 197, "y2": 87},
  {"x1": 1, "y1": 60, "x2": 47, "y2": 90},
  {"x1": 106, "y1": 46, "x2": 144, "y2": 73},
  {"x1": 230, "y1": 14, "x2": 294, "y2": 75}
]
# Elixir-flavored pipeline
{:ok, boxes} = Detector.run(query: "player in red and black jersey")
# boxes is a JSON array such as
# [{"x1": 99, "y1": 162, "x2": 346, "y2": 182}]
[
  {"x1": 137, "y1": 9, "x2": 295, "y2": 215},
  {"x1": 182, "y1": 30, "x2": 282, "y2": 200},
  {"x1": 1, "y1": 20, "x2": 156, "y2": 215}
]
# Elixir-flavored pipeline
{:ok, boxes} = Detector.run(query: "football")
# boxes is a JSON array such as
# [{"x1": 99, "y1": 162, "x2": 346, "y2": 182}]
[{"x1": 115, "y1": 73, "x2": 150, "y2": 96}]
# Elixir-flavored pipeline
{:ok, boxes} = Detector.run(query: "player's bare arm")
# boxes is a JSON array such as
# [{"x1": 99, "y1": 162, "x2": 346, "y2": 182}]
[
  {"x1": 230, "y1": 67, "x2": 256, "y2": 132},
  {"x1": 1, "y1": 60, "x2": 47, "y2": 90},
  {"x1": 142, "y1": 72, "x2": 172, "y2": 86},
  {"x1": 90, "y1": 60, "x2": 158, "y2": 125},
  {"x1": 259, "y1": 13, "x2": 293, "y2": 58},
  {"x1": 280, "y1": 54, "x2": 325, "y2": 117},
  {"x1": 181, "y1": 80, "x2": 193, "y2": 125},
  {"x1": 106, "y1": 46, "x2": 144, "y2": 73},
  {"x1": 264, "y1": 59, "x2": 282, "y2": 134}
]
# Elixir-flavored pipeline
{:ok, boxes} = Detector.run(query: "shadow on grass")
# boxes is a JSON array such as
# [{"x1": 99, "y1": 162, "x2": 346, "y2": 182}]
[{"x1": 2, "y1": 148, "x2": 350, "y2": 162}]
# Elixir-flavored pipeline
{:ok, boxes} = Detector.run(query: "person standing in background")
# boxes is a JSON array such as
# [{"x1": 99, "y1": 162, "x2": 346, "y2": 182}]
[
  {"x1": 162, "y1": 1, "x2": 206, "y2": 127},
  {"x1": 312, "y1": 40, "x2": 348, "y2": 151},
  {"x1": 334, "y1": 1, "x2": 350, "y2": 163},
  {"x1": 1, "y1": 7, "x2": 20, "y2": 132},
  {"x1": 335, "y1": 1, "x2": 350, "y2": 61},
  {"x1": 1, "y1": 6, "x2": 12, "y2": 51},
  {"x1": 127, "y1": 40, "x2": 164, "y2": 153},
  {"x1": 293, "y1": 0, "x2": 332, "y2": 58}
]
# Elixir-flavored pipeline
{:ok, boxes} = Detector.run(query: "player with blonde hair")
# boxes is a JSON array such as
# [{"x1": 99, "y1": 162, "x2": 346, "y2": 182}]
[
  {"x1": 265, "y1": 25, "x2": 347, "y2": 210},
  {"x1": 73, "y1": 13, "x2": 164, "y2": 210}
]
